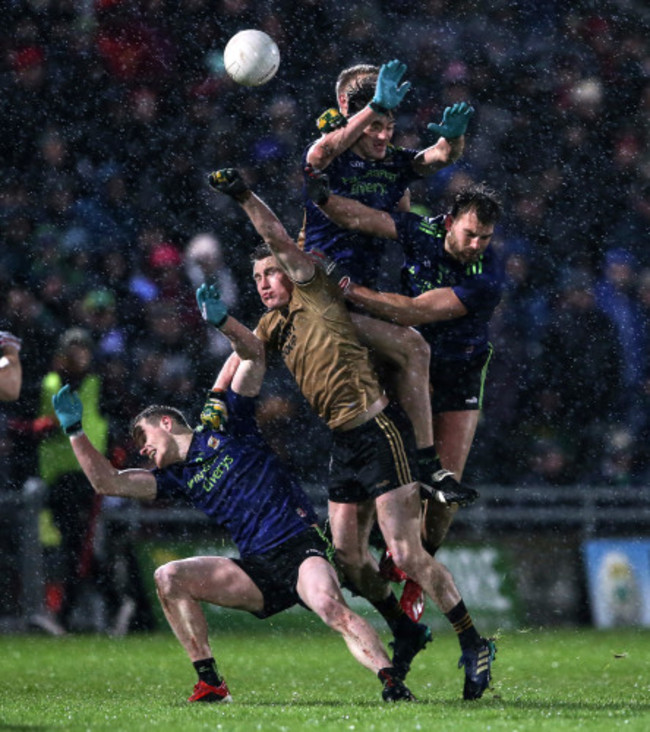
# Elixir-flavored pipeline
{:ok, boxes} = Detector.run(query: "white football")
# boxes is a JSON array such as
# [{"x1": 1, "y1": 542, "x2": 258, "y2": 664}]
[{"x1": 223, "y1": 30, "x2": 280, "y2": 87}]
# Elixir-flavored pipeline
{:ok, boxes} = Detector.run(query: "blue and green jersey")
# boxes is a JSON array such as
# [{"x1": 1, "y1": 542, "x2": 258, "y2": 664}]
[
  {"x1": 393, "y1": 212, "x2": 504, "y2": 362},
  {"x1": 301, "y1": 143, "x2": 422, "y2": 287},
  {"x1": 153, "y1": 390, "x2": 317, "y2": 557}
]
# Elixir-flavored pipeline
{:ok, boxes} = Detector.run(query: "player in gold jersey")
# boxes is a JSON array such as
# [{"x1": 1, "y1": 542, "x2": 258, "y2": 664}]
[{"x1": 206, "y1": 168, "x2": 495, "y2": 699}]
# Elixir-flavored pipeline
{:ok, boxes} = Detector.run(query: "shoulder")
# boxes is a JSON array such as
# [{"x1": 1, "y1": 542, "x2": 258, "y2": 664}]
[{"x1": 398, "y1": 212, "x2": 445, "y2": 240}]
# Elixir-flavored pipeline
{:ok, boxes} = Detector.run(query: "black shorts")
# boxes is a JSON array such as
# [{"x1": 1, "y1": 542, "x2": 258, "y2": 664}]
[
  {"x1": 328, "y1": 402, "x2": 417, "y2": 503},
  {"x1": 231, "y1": 527, "x2": 331, "y2": 619},
  {"x1": 430, "y1": 346, "x2": 493, "y2": 414}
]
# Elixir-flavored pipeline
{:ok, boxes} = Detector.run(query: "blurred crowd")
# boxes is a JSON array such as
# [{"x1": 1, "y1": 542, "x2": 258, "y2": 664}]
[{"x1": 1, "y1": 0, "x2": 649, "y2": 499}]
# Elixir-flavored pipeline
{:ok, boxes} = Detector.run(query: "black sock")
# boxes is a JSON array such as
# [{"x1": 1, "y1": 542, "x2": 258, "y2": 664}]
[
  {"x1": 445, "y1": 600, "x2": 482, "y2": 650},
  {"x1": 193, "y1": 657, "x2": 222, "y2": 686},
  {"x1": 371, "y1": 593, "x2": 415, "y2": 634},
  {"x1": 417, "y1": 446, "x2": 442, "y2": 479}
]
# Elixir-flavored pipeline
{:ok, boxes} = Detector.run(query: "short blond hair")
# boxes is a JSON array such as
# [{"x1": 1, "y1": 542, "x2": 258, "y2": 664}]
[{"x1": 335, "y1": 64, "x2": 379, "y2": 107}]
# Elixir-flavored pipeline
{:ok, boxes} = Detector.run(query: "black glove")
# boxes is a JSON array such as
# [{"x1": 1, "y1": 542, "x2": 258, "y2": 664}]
[
  {"x1": 304, "y1": 164, "x2": 331, "y2": 206},
  {"x1": 207, "y1": 168, "x2": 249, "y2": 201},
  {"x1": 308, "y1": 249, "x2": 351, "y2": 294}
]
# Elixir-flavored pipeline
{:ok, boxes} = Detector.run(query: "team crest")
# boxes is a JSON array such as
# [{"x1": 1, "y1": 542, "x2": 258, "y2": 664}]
[{"x1": 208, "y1": 436, "x2": 220, "y2": 450}]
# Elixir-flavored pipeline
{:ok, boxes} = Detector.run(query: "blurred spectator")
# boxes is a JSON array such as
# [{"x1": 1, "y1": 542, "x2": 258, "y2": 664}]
[
  {"x1": 529, "y1": 267, "x2": 623, "y2": 481},
  {"x1": 590, "y1": 427, "x2": 637, "y2": 487},
  {"x1": 521, "y1": 438, "x2": 574, "y2": 487},
  {"x1": 34, "y1": 328, "x2": 110, "y2": 633},
  {"x1": 0, "y1": 0, "x2": 648, "y2": 492},
  {"x1": 470, "y1": 241, "x2": 549, "y2": 484},
  {"x1": 594, "y1": 249, "x2": 646, "y2": 427},
  {"x1": 185, "y1": 232, "x2": 239, "y2": 359}
]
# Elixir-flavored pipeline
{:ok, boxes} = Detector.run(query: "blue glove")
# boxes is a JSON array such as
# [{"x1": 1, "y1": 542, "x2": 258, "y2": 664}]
[
  {"x1": 196, "y1": 283, "x2": 228, "y2": 329},
  {"x1": 52, "y1": 384, "x2": 84, "y2": 436},
  {"x1": 427, "y1": 102, "x2": 475, "y2": 139},
  {"x1": 370, "y1": 59, "x2": 411, "y2": 114}
]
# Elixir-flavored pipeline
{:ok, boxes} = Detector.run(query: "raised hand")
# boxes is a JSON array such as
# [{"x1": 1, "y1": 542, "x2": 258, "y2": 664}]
[
  {"x1": 427, "y1": 102, "x2": 475, "y2": 140},
  {"x1": 207, "y1": 168, "x2": 249, "y2": 200},
  {"x1": 370, "y1": 59, "x2": 411, "y2": 114},
  {"x1": 52, "y1": 384, "x2": 83, "y2": 435},
  {"x1": 196, "y1": 283, "x2": 229, "y2": 329}
]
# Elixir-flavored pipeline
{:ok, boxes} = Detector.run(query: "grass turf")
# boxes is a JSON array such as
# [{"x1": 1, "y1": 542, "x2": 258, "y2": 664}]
[{"x1": 1, "y1": 620, "x2": 649, "y2": 731}]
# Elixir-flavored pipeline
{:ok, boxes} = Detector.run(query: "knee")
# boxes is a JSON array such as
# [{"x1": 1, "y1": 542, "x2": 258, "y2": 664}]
[
  {"x1": 389, "y1": 545, "x2": 423, "y2": 581},
  {"x1": 313, "y1": 591, "x2": 348, "y2": 630},
  {"x1": 402, "y1": 328, "x2": 430, "y2": 369},
  {"x1": 154, "y1": 560, "x2": 182, "y2": 599}
]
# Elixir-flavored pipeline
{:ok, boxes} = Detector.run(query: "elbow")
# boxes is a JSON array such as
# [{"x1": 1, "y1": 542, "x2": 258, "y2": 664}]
[
  {"x1": 93, "y1": 477, "x2": 115, "y2": 497},
  {"x1": 306, "y1": 147, "x2": 329, "y2": 171}
]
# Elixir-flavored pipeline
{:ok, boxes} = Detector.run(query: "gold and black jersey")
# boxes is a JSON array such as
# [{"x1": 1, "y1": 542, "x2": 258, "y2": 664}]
[{"x1": 256, "y1": 267, "x2": 383, "y2": 430}]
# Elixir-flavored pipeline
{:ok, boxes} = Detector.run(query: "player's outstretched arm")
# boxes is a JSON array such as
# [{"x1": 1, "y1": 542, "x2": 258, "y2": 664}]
[
  {"x1": 208, "y1": 168, "x2": 315, "y2": 283},
  {"x1": 307, "y1": 106, "x2": 376, "y2": 171},
  {"x1": 346, "y1": 283, "x2": 468, "y2": 327},
  {"x1": 305, "y1": 165, "x2": 398, "y2": 240},
  {"x1": 196, "y1": 283, "x2": 263, "y2": 363},
  {"x1": 196, "y1": 283, "x2": 265, "y2": 397},
  {"x1": 412, "y1": 102, "x2": 474, "y2": 175},
  {"x1": 307, "y1": 59, "x2": 411, "y2": 170},
  {"x1": 52, "y1": 385, "x2": 156, "y2": 500}
]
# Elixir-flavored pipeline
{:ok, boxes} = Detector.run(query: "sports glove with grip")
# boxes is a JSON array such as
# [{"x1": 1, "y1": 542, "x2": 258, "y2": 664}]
[
  {"x1": 207, "y1": 168, "x2": 249, "y2": 201},
  {"x1": 370, "y1": 59, "x2": 411, "y2": 114},
  {"x1": 427, "y1": 102, "x2": 475, "y2": 140},
  {"x1": 316, "y1": 108, "x2": 348, "y2": 134},
  {"x1": 196, "y1": 283, "x2": 228, "y2": 329},
  {"x1": 52, "y1": 384, "x2": 84, "y2": 436},
  {"x1": 308, "y1": 248, "x2": 351, "y2": 294},
  {"x1": 304, "y1": 164, "x2": 331, "y2": 206},
  {"x1": 200, "y1": 389, "x2": 229, "y2": 432}
]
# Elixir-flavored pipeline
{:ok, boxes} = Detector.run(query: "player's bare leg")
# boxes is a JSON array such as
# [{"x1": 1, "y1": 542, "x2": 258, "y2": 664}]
[
  {"x1": 155, "y1": 556, "x2": 263, "y2": 703},
  {"x1": 352, "y1": 313, "x2": 433, "y2": 448},
  {"x1": 433, "y1": 410, "x2": 479, "y2": 479},
  {"x1": 296, "y1": 556, "x2": 392, "y2": 672},
  {"x1": 376, "y1": 482, "x2": 461, "y2": 613},
  {"x1": 423, "y1": 409, "x2": 479, "y2": 553},
  {"x1": 155, "y1": 556, "x2": 264, "y2": 660},
  {"x1": 328, "y1": 497, "x2": 432, "y2": 680},
  {"x1": 328, "y1": 498, "x2": 388, "y2": 602}
]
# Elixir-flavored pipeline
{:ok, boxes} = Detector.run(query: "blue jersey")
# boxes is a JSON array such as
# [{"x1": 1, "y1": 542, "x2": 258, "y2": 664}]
[
  {"x1": 152, "y1": 389, "x2": 318, "y2": 557},
  {"x1": 301, "y1": 143, "x2": 422, "y2": 288},
  {"x1": 393, "y1": 212, "x2": 504, "y2": 362}
]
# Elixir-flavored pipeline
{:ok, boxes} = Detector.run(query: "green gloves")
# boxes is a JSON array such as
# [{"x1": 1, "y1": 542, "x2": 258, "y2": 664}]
[
  {"x1": 370, "y1": 59, "x2": 410, "y2": 114},
  {"x1": 427, "y1": 102, "x2": 475, "y2": 139},
  {"x1": 207, "y1": 168, "x2": 249, "y2": 201},
  {"x1": 200, "y1": 389, "x2": 228, "y2": 432},
  {"x1": 52, "y1": 384, "x2": 84, "y2": 436},
  {"x1": 316, "y1": 108, "x2": 348, "y2": 133},
  {"x1": 196, "y1": 283, "x2": 228, "y2": 329}
]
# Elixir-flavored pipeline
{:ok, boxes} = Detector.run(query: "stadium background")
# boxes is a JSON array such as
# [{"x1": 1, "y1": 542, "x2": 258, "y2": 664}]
[{"x1": 1, "y1": 0, "x2": 649, "y2": 632}]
